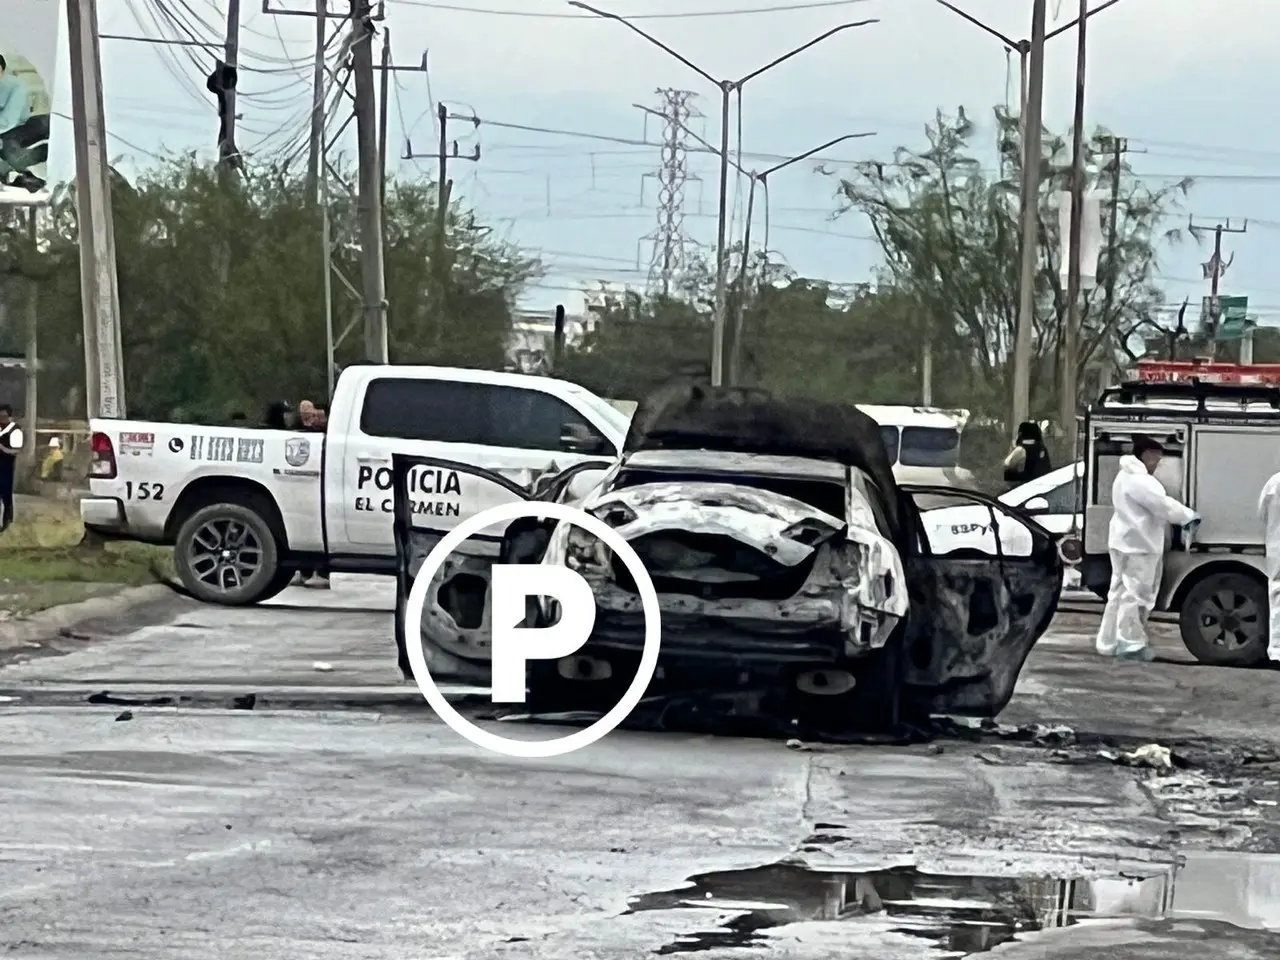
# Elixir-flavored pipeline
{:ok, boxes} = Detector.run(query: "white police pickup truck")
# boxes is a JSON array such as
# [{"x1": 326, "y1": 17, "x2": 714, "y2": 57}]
[{"x1": 79, "y1": 365, "x2": 632, "y2": 605}]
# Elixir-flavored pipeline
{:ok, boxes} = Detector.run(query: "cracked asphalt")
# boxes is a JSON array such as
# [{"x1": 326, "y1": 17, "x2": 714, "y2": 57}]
[{"x1": 3, "y1": 576, "x2": 1280, "y2": 958}]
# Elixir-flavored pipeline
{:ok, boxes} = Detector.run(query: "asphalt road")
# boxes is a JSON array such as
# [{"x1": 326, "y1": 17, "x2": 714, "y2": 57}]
[{"x1": 3, "y1": 577, "x2": 1280, "y2": 958}]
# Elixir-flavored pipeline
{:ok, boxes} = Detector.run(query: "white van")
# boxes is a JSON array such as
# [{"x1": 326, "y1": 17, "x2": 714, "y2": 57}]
[{"x1": 859, "y1": 404, "x2": 978, "y2": 488}]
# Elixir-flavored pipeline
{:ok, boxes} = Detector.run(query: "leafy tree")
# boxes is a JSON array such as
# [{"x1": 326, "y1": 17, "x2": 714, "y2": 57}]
[
  {"x1": 828, "y1": 106, "x2": 1194, "y2": 421},
  {"x1": 0, "y1": 156, "x2": 539, "y2": 421}
]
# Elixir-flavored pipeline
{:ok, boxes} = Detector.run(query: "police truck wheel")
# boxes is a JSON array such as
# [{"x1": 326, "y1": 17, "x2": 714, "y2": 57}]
[
  {"x1": 1179, "y1": 571, "x2": 1268, "y2": 667},
  {"x1": 174, "y1": 503, "x2": 282, "y2": 606}
]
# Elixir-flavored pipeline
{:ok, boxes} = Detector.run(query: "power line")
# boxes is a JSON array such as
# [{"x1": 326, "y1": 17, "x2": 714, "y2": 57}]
[{"x1": 384, "y1": 0, "x2": 874, "y2": 18}]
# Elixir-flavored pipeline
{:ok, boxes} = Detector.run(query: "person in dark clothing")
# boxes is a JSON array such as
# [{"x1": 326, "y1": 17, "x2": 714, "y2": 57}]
[
  {"x1": 294, "y1": 398, "x2": 330, "y2": 588},
  {"x1": 0, "y1": 404, "x2": 23, "y2": 531},
  {"x1": 1003, "y1": 420, "x2": 1053, "y2": 487}
]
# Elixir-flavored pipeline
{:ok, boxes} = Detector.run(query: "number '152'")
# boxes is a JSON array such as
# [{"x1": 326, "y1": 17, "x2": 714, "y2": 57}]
[{"x1": 124, "y1": 481, "x2": 165, "y2": 501}]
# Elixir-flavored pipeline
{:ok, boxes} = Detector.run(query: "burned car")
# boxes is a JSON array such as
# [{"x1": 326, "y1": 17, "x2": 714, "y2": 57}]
[{"x1": 393, "y1": 383, "x2": 1063, "y2": 729}]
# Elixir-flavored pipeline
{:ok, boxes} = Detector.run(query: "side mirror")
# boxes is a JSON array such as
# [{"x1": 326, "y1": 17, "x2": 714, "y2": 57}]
[
  {"x1": 559, "y1": 422, "x2": 609, "y2": 455},
  {"x1": 1023, "y1": 496, "x2": 1050, "y2": 513}
]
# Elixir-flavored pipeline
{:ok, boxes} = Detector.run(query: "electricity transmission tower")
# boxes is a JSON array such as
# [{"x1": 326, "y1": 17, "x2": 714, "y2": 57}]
[{"x1": 639, "y1": 89, "x2": 699, "y2": 297}]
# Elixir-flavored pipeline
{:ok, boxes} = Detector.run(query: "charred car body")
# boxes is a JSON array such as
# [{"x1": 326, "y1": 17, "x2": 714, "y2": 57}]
[{"x1": 393, "y1": 383, "x2": 1063, "y2": 728}]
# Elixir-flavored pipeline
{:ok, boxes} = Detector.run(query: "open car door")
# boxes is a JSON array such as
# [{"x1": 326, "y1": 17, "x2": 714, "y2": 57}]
[
  {"x1": 391, "y1": 453, "x2": 615, "y2": 682},
  {"x1": 896, "y1": 485, "x2": 1063, "y2": 718}
]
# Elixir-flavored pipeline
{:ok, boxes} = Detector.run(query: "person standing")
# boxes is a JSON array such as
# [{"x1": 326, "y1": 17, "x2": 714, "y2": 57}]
[
  {"x1": 1002, "y1": 421, "x2": 1053, "y2": 488},
  {"x1": 1096, "y1": 436, "x2": 1198, "y2": 662},
  {"x1": 0, "y1": 404, "x2": 24, "y2": 531},
  {"x1": 292, "y1": 399, "x2": 331, "y2": 589},
  {"x1": 1257, "y1": 469, "x2": 1280, "y2": 664}
]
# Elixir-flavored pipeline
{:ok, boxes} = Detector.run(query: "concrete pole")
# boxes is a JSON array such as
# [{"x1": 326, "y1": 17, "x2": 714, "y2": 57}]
[
  {"x1": 66, "y1": 0, "x2": 124, "y2": 418},
  {"x1": 1010, "y1": 0, "x2": 1046, "y2": 436},
  {"x1": 1060, "y1": 0, "x2": 1089, "y2": 455},
  {"x1": 220, "y1": 0, "x2": 241, "y2": 169},
  {"x1": 350, "y1": 0, "x2": 388, "y2": 363},
  {"x1": 709, "y1": 82, "x2": 732, "y2": 387},
  {"x1": 22, "y1": 208, "x2": 38, "y2": 473},
  {"x1": 306, "y1": 0, "x2": 327, "y2": 203}
]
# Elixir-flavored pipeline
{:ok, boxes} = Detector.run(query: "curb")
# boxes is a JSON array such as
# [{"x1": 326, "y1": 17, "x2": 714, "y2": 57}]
[{"x1": 0, "y1": 584, "x2": 173, "y2": 651}]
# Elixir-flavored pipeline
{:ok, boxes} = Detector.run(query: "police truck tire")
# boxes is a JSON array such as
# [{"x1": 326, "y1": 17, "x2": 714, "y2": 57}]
[
  {"x1": 173, "y1": 502, "x2": 282, "y2": 606},
  {"x1": 1178, "y1": 571, "x2": 1268, "y2": 667}
]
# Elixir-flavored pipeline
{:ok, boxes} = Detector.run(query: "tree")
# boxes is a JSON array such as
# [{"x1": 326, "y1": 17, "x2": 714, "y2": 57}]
[
  {"x1": 0, "y1": 155, "x2": 540, "y2": 421},
  {"x1": 828, "y1": 106, "x2": 1194, "y2": 421}
]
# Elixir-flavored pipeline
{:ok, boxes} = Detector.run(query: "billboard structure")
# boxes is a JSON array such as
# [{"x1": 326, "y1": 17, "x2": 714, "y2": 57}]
[{"x1": 0, "y1": 0, "x2": 59, "y2": 205}]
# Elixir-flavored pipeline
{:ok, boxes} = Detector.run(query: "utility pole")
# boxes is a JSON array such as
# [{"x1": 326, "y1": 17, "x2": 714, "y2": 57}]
[
  {"x1": 437, "y1": 102, "x2": 450, "y2": 245},
  {"x1": 378, "y1": 30, "x2": 391, "y2": 211},
  {"x1": 1010, "y1": 0, "x2": 1046, "y2": 436},
  {"x1": 22, "y1": 208, "x2": 38, "y2": 473},
  {"x1": 66, "y1": 0, "x2": 125, "y2": 419},
  {"x1": 1059, "y1": 0, "x2": 1088, "y2": 457},
  {"x1": 349, "y1": 0, "x2": 387, "y2": 363},
  {"x1": 306, "y1": 0, "x2": 327, "y2": 202},
  {"x1": 221, "y1": 0, "x2": 241, "y2": 169},
  {"x1": 1190, "y1": 216, "x2": 1248, "y2": 360}
]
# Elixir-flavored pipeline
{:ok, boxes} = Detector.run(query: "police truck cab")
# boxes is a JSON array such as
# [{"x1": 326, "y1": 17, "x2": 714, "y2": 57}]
[{"x1": 79, "y1": 365, "x2": 632, "y2": 605}]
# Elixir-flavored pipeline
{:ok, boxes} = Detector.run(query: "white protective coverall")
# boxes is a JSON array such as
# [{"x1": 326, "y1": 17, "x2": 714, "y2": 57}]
[
  {"x1": 1257, "y1": 471, "x2": 1280, "y2": 662},
  {"x1": 1096, "y1": 455, "x2": 1198, "y2": 657}
]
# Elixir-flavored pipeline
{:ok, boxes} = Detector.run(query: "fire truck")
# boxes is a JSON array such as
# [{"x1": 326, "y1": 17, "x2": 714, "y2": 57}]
[{"x1": 1078, "y1": 361, "x2": 1280, "y2": 666}]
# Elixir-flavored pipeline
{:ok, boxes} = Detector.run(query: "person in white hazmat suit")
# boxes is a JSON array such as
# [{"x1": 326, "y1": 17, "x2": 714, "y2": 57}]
[
  {"x1": 1257, "y1": 470, "x2": 1280, "y2": 663},
  {"x1": 1096, "y1": 436, "x2": 1199, "y2": 661}
]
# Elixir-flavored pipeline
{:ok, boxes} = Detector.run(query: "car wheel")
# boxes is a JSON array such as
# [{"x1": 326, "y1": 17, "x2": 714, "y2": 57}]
[
  {"x1": 1179, "y1": 570, "x2": 1268, "y2": 667},
  {"x1": 255, "y1": 567, "x2": 297, "y2": 604},
  {"x1": 173, "y1": 502, "x2": 281, "y2": 605}
]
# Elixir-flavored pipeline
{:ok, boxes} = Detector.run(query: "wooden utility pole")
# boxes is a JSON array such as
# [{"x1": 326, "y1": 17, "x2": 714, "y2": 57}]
[
  {"x1": 218, "y1": 0, "x2": 242, "y2": 170},
  {"x1": 66, "y1": 0, "x2": 124, "y2": 418},
  {"x1": 350, "y1": 0, "x2": 388, "y2": 363},
  {"x1": 1191, "y1": 217, "x2": 1248, "y2": 360},
  {"x1": 1010, "y1": 0, "x2": 1047, "y2": 436},
  {"x1": 437, "y1": 102, "x2": 451, "y2": 242},
  {"x1": 378, "y1": 30, "x2": 391, "y2": 211},
  {"x1": 1059, "y1": 0, "x2": 1088, "y2": 457},
  {"x1": 306, "y1": 0, "x2": 327, "y2": 202}
]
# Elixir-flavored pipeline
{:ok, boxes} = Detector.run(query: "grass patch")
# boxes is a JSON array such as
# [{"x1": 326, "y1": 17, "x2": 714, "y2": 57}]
[{"x1": 1, "y1": 498, "x2": 171, "y2": 589}]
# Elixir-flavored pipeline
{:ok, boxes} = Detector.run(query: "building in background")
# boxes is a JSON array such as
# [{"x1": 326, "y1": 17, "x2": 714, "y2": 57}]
[{"x1": 504, "y1": 307, "x2": 598, "y2": 375}]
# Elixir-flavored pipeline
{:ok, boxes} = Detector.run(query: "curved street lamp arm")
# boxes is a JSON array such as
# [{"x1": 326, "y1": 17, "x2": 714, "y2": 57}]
[
  {"x1": 568, "y1": 1, "x2": 718, "y2": 86},
  {"x1": 928, "y1": 0, "x2": 1017, "y2": 48},
  {"x1": 760, "y1": 132, "x2": 876, "y2": 178},
  {"x1": 735, "y1": 19, "x2": 878, "y2": 87},
  {"x1": 1046, "y1": 0, "x2": 1123, "y2": 41}
]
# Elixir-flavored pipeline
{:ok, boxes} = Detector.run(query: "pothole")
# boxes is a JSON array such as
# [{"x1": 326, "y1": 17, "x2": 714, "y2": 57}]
[{"x1": 625, "y1": 851, "x2": 1280, "y2": 955}]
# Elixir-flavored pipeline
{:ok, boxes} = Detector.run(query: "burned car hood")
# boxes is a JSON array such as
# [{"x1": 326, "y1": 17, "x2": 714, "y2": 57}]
[{"x1": 585, "y1": 481, "x2": 845, "y2": 566}]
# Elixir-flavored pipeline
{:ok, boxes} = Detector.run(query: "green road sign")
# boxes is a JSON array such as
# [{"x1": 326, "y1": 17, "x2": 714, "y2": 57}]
[{"x1": 1214, "y1": 295, "x2": 1252, "y2": 340}]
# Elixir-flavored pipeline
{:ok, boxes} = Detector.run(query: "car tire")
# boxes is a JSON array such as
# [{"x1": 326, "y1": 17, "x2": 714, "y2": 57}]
[
  {"x1": 173, "y1": 502, "x2": 282, "y2": 606},
  {"x1": 1178, "y1": 570, "x2": 1268, "y2": 667},
  {"x1": 255, "y1": 566, "x2": 297, "y2": 604}
]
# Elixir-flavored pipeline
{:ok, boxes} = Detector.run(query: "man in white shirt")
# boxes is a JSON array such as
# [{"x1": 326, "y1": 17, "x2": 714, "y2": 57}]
[
  {"x1": 0, "y1": 404, "x2": 23, "y2": 531},
  {"x1": 1095, "y1": 435, "x2": 1198, "y2": 662},
  {"x1": 1257, "y1": 469, "x2": 1280, "y2": 664}
]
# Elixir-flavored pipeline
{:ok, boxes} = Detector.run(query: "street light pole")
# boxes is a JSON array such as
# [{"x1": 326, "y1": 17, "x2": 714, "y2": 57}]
[
  {"x1": 928, "y1": 0, "x2": 1126, "y2": 435},
  {"x1": 731, "y1": 134, "x2": 875, "y2": 384},
  {"x1": 570, "y1": 1, "x2": 877, "y2": 386}
]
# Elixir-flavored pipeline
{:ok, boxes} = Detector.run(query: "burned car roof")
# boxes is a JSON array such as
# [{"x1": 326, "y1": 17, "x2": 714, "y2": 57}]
[
  {"x1": 624, "y1": 379, "x2": 901, "y2": 536},
  {"x1": 621, "y1": 449, "x2": 848, "y2": 481}
]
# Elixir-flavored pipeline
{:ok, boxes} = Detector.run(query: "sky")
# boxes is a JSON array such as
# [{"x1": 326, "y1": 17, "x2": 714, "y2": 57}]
[{"x1": 32, "y1": 0, "x2": 1280, "y2": 325}]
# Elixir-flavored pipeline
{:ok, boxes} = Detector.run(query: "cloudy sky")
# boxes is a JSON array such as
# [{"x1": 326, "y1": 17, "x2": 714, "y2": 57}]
[{"x1": 35, "y1": 0, "x2": 1280, "y2": 323}]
